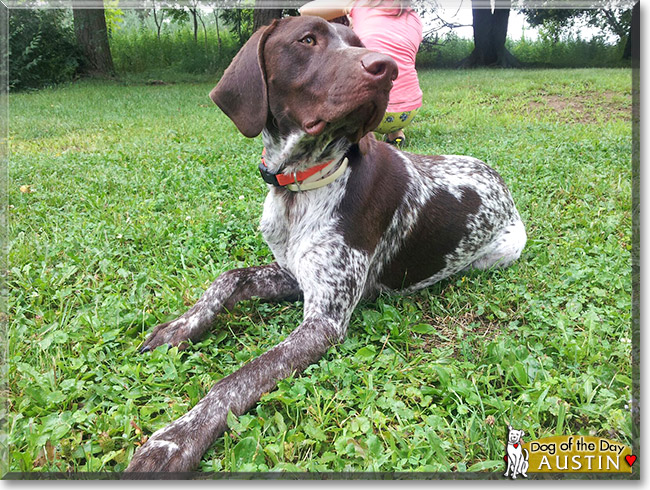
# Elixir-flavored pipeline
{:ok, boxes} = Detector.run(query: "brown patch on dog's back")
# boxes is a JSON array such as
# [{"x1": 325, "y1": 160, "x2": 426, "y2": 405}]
[{"x1": 379, "y1": 186, "x2": 482, "y2": 290}]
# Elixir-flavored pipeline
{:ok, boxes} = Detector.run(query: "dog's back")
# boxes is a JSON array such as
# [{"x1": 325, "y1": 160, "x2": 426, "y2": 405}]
[{"x1": 332, "y1": 138, "x2": 526, "y2": 297}]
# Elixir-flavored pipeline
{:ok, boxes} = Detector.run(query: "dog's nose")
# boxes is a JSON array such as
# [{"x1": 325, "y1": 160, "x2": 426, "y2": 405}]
[{"x1": 361, "y1": 53, "x2": 398, "y2": 82}]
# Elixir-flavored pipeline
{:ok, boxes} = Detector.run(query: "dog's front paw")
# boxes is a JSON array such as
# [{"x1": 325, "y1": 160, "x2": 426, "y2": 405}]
[
  {"x1": 124, "y1": 434, "x2": 195, "y2": 474},
  {"x1": 139, "y1": 318, "x2": 195, "y2": 352}
]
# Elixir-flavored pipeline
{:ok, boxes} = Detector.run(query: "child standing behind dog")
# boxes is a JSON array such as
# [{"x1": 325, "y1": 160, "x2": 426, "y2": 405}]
[{"x1": 299, "y1": 0, "x2": 423, "y2": 147}]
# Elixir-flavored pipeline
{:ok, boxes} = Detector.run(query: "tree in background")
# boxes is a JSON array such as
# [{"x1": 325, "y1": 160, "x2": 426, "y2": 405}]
[
  {"x1": 253, "y1": 0, "x2": 283, "y2": 32},
  {"x1": 623, "y1": 2, "x2": 639, "y2": 60},
  {"x1": 151, "y1": 0, "x2": 166, "y2": 40},
  {"x1": 521, "y1": 0, "x2": 637, "y2": 59},
  {"x1": 459, "y1": 0, "x2": 519, "y2": 67},
  {"x1": 187, "y1": 0, "x2": 206, "y2": 43},
  {"x1": 213, "y1": 6, "x2": 223, "y2": 50},
  {"x1": 219, "y1": 7, "x2": 254, "y2": 46},
  {"x1": 9, "y1": 9, "x2": 82, "y2": 89},
  {"x1": 72, "y1": 2, "x2": 115, "y2": 75},
  {"x1": 104, "y1": 0, "x2": 125, "y2": 36}
]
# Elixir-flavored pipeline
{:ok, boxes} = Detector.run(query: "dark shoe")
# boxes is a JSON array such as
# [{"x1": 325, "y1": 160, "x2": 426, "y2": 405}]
[{"x1": 385, "y1": 135, "x2": 405, "y2": 147}]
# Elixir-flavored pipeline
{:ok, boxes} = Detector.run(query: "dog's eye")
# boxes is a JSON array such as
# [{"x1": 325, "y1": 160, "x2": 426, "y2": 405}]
[{"x1": 300, "y1": 35, "x2": 316, "y2": 46}]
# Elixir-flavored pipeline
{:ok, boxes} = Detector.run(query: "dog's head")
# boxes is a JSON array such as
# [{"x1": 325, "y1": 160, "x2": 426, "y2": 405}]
[
  {"x1": 507, "y1": 425, "x2": 525, "y2": 444},
  {"x1": 210, "y1": 16, "x2": 397, "y2": 143}
]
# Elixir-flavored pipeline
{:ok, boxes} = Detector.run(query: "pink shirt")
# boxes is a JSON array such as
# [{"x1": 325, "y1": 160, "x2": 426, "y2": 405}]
[{"x1": 349, "y1": 5, "x2": 423, "y2": 112}]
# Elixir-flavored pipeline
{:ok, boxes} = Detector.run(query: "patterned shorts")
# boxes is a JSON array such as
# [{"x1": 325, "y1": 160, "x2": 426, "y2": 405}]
[{"x1": 374, "y1": 108, "x2": 419, "y2": 134}]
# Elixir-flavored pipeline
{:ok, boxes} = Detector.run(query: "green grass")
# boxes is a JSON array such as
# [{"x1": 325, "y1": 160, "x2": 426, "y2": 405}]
[{"x1": 7, "y1": 68, "x2": 633, "y2": 474}]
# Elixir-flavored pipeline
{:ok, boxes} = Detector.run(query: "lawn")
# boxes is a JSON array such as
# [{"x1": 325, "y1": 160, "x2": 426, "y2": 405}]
[{"x1": 6, "y1": 68, "x2": 634, "y2": 474}]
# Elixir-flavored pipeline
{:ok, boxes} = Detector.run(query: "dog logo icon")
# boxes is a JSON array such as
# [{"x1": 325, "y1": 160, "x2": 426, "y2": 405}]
[{"x1": 504, "y1": 424, "x2": 529, "y2": 479}]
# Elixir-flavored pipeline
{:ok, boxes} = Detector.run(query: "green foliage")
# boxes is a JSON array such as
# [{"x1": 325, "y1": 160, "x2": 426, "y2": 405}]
[
  {"x1": 110, "y1": 25, "x2": 241, "y2": 76},
  {"x1": 108, "y1": 9, "x2": 250, "y2": 76},
  {"x1": 165, "y1": 7, "x2": 191, "y2": 25},
  {"x1": 9, "y1": 9, "x2": 82, "y2": 90},
  {"x1": 8, "y1": 68, "x2": 633, "y2": 473},
  {"x1": 521, "y1": 7, "x2": 633, "y2": 43},
  {"x1": 417, "y1": 32, "x2": 474, "y2": 68},
  {"x1": 218, "y1": 8, "x2": 254, "y2": 47},
  {"x1": 104, "y1": 0, "x2": 125, "y2": 36},
  {"x1": 417, "y1": 32, "x2": 629, "y2": 69},
  {"x1": 507, "y1": 34, "x2": 628, "y2": 68}
]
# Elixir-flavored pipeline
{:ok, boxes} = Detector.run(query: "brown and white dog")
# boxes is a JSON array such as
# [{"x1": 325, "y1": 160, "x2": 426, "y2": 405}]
[
  {"x1": 505, "y1": 425, "x2": 529, "y2": 479},
  {"x1": 125, "y1": 16, "x2": 526, "y2": 473}
]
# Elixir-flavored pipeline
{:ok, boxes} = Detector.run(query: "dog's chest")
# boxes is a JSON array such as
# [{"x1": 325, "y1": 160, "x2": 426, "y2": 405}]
[
  {"x1": 507, "y1": 444, "x2": 523, "y2": 459},
  {"x1": 259, "y1": 176, "x2": 349, "y2": 273}
]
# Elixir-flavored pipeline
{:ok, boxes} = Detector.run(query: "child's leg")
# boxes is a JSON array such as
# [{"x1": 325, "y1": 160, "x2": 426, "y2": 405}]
[
  {"x1": 374, "y1": 108, "x2": 419, "y2": 145},
  {"x1": 386, "y1": 128, "x2": 405, "y2": 142}
]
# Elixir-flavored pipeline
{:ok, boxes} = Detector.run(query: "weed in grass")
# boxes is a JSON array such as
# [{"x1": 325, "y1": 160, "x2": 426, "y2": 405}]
[{"x1": 7, "y1": 68, "x2": 633, "y2": 474}]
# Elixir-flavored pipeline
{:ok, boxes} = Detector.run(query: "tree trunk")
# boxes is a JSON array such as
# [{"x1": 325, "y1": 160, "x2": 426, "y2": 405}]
[
  {"x1": 189, "y1": 7, "x2": 198, "y2": 43},
  {"x1": 459, "y1": 1, "x2": 519, "y2": 68},
  {"x1": 72, "y1": 6, "x2": 115, "y2": 76},
  {"x1": 214, "y1": 8, "x2": 222, "y2": 50},
  {"x1": 198, "y1": 10, "x2": 207, "y2": 51},
  {"x1": 253, "y1": 7, "x2": 283, "y2": 32},
  {"x1": 153, "y1": 4, "x2": 164, "y2": 41},
  {"x1": 623, "y1": 1, "x2": 639, "y2": 61},
  {"x1": 236, "y1": 11, "x2": 243, "y2": 46}
]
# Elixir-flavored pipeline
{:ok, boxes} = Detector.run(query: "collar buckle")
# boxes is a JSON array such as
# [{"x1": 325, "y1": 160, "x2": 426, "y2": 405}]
[{"x1": 258, "y1": 160, "x2": 281, "y2": 187}]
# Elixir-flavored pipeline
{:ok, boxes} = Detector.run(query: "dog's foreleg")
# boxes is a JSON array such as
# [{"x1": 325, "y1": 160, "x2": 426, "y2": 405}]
[
  {"x1": 126, "y1": 247, "x2": 368, "y2": 473},
  {"x1": 140, "y1": 262, "x2": 301, "y2": 351},
  {"x1": 125, "y1": 315, "x2": 345, "y2": 473}
]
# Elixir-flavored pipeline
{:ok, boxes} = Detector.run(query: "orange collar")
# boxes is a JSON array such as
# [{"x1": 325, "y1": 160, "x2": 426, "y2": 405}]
[{"x1": 259, "y1": 148, "x2": 340, "y2": 188}]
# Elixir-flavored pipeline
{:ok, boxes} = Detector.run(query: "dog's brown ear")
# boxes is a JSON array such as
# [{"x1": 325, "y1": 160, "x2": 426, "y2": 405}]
[{"x1": 209, "y1": 21, "x2": 277, "y2": 138}]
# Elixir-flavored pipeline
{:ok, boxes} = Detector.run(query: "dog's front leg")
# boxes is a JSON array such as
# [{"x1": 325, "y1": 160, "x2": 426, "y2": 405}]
[
  {"x1": 126, "y1": 315, "x2": 346, "y2": 473},
  {"x1": 126, "y1": 247, "x2": 369, "y2": 473},
  {"x1": 140, "y1": 262, "x2": 301, "y2": 351}
]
